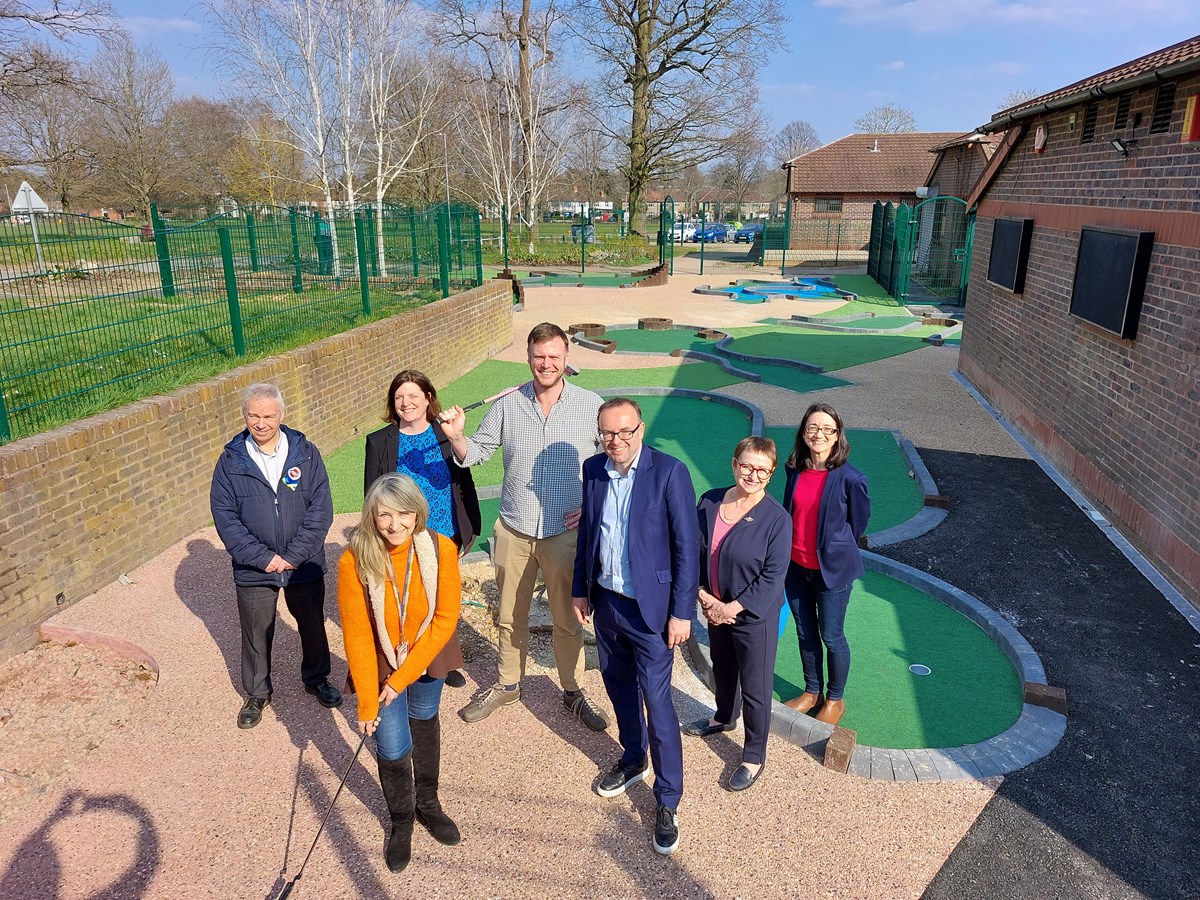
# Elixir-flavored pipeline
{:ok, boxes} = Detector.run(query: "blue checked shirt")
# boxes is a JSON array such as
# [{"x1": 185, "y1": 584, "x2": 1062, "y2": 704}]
[
  {"x1": 598, "y1": 448, "x2": 642, "y2": 597},
  {"x1": 457, "y1": 380, "x2": 602, "y2": 538}
]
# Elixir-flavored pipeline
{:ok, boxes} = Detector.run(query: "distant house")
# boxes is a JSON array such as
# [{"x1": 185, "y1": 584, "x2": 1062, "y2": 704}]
[
  {"x1": 783, "y1": 131, "x2": 960, "y2": 223},
  {"x1": 963, "y1": 33, "x2": 1200, "y2": 606}
]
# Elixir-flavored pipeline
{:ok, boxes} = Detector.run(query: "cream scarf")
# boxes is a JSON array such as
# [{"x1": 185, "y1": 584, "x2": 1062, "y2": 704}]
[{"x1": 366, "y1": 528, "x2": 439, "y2": 672}]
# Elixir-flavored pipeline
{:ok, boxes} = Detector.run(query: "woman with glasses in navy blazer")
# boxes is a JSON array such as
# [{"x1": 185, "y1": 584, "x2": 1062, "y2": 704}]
[{"x1": 781, "y1": 403, "x2": 870, "y2": 726}]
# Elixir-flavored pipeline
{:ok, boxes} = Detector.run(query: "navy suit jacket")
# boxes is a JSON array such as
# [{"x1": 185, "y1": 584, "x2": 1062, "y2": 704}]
[
  {"x1": 782, "y1": 463, "x2": 870, "y2": 589},
  {"x1": 696, "y1": 489, "x2": 793, "y2": 623},
  {"x1": 572, "y1": 445, "x2": 700, "y2": 633}
]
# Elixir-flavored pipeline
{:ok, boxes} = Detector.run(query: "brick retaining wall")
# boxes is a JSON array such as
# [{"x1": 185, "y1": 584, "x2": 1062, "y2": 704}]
[{"x1": 0, "y1": 281, "x2": 513, "y2": 661}]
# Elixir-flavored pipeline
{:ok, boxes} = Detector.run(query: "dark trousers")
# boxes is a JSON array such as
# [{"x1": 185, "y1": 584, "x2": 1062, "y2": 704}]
[
  {"x1": 592, "y1": 585, "x2": 683, "y2": 809},
  {"x1": 235, "y1": 579, "x2": 332, "y2": 699},
  {"x1": 784, "y1": 562, "x2": 852, "y2": 700},
  {"x1": 710, "y1": 610, "x2": 780, "y2": 765}
]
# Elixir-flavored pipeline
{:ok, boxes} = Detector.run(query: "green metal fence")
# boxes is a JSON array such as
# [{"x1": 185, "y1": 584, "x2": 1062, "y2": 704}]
[
  {"x1": 481, "y1": 207, "x2": 659, "y2": 271},
  {"x1": 867, "y1": 198, "x2": 972, "y2": 305},
  {"x1": 0, "y1": 202, "x2": 483, "y2": 443}
]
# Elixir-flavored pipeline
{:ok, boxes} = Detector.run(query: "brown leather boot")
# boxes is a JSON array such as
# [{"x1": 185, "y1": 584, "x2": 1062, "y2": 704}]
[
  {"x1": 815, "y1": 698, "x2": 845, "y2": 725},
  {"x1": 783, "y1": 692, "x2": 823, "y2": 714}
]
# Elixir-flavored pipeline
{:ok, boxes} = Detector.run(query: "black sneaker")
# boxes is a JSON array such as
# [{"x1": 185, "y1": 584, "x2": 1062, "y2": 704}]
[
  {"x1": 653, "y1": 804, "x2": 680, "y2": 855},
  {"x1": 595, "y1": 758, "x2": 648, "y2": 798},
  {"x1": 563, "y1": 690, "x2": 610, "y2": 732}
]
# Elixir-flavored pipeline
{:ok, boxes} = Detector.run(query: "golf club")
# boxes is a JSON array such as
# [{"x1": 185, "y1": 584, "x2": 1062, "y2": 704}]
[
  {"x1": 442, "y1": 363, "x2": 581, "y2": 417},
  {"x1": 274, "y1": 732, "x2": 369, "y2": 900}
]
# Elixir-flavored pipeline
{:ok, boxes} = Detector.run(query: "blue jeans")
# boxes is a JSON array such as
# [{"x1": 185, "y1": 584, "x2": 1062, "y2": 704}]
[
  {"x1": 784, "y1": 562, "x2": 852, "y2": 700},
  {"x1": 374, "y1": 675, "x2": 444, "y2": 761}
]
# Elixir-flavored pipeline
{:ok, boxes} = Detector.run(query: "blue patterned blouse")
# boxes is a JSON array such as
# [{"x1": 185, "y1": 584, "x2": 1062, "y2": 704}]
[{"x1": 396, "y1": 425, "x2": 456, "y2": 540}]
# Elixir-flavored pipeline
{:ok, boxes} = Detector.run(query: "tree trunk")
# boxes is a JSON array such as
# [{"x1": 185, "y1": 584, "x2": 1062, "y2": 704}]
[
  {"x1": 518, "y1": 0, "x2": 538, "y2": 253},
  {"x1": 626, "y1": 0, "x2": 653, "y2": 236}
]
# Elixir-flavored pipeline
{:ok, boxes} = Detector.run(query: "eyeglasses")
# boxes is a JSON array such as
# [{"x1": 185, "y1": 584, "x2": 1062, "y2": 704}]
[
  {"x1": 734, "y1": 461, "x2": 774, "y2": 480},
  {"x1": 803, "y1": 425, "x2": 839, "y2": 437},
  {"x1": 599, "y1": 423, "x2": 642, "y2": 441}
]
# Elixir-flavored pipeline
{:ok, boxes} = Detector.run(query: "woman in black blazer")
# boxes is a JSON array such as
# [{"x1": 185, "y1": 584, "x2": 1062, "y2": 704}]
[
  {"x1": 781, "y1": 402, "x2": 870, "y2": 726},
  {"x1": 364, "y1": 370, "x2": 482, "y2": 688},
  {"x1": 685, "y1": 436, "x2": 792, "y2": 792}
]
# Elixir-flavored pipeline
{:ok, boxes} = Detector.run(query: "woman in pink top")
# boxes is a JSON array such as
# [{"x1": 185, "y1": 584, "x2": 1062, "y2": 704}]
[
  {"x1": 780, "y1": 403, "x2": 871, "y2": 726},
  {"x1": 687, "y1": 437, "x2": 792, "y2": 792}
]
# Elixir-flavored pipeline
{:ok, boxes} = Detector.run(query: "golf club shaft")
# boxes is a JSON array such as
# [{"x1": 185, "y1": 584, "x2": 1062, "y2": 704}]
[
  {"x1": 276, "y1": 732, "x2": 369, "y2": 899},
  {"x1": 453, "y1": 364, "x2": 580, "y2": 415}
]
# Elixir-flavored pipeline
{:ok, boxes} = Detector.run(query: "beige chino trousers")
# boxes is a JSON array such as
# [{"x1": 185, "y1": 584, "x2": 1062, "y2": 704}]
[{"x1": 491, "y1": 517, "x2": 585, "y2": 692}]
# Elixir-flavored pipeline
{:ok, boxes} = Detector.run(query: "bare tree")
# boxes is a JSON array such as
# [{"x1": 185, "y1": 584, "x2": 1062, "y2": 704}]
[
  {"x1": 714, "y1": 112, "x2": 769, "y2": 220},
  {"x1": 87, "y1": 36, "x2": 177, "y2": 221},
  {"x1": 206, "y1": 0, "x2": 343, "y2": 267},
  {"x1": 162, "y1": 97, "x2": 243, "y2": 209},
  {"x1": 996, "y1": 88, "x2": 1040, "y2": 113},
  {"x1": 773, "y1": 119, "x2": 821, "y2": 165},
  {"x1": 0, "y1": 45, "x2": 95, "y2": 214},
  {"x1": 0, "y1": 0, "x2": 114, "y2": 98},
  {"x1": 221, "y1": 108, "x2": 315, "y2": 206},
  {"x1": 438, "y1": 0, "x2": 577, "y2": 250},
  {"x1": 854, "y1": 103, "x2": 918, "y2": 133},
  {"x1": 575, "y1": 0, "x2": 786, "y2": 236}
]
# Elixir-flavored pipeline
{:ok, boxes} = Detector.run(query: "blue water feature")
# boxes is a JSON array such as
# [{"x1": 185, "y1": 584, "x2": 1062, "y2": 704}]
[{"x1": 697, "y1": 278, "x2": 850, "y2": 304}]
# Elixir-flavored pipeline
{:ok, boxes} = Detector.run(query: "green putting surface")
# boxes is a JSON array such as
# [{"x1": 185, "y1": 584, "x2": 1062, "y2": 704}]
[
  {"x1": 773, "y1": 570, "x2": 1024, "y2": 748},
  {"x1": 522, "y1": 272, "x2": 643, "y2": 288},
  {"x1": 833, "y1": 275, "x2": 903, "y2": 308},
  {"x1": 725, "y1": 330, "x2": 935, "y2": 372},
  {"x1": 762, "y1": 427, "x2": 923, "y2": 535},
  {"x1": 810, "y1": 299, "x2": 906, "y2": 320}
]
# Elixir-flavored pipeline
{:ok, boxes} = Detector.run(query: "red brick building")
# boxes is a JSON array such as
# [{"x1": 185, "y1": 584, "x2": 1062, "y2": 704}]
[
  {"x1": 784, "y1": 132, "x2": 958, "y2": 220},
  {"x1": 924, "y1": 132, "x2": 1004, "y2": 200},
  {"x1": 963, "y1": 34, "x2": 1200, "y2": 606}
]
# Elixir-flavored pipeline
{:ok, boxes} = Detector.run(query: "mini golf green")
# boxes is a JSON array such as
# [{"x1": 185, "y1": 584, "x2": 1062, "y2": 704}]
[
  {"x1": 726, "y1": 329, "x2": 940, "y2": 372},
  {"x1": 522, "y1": 272, "x2": 644, "y2": 288},
  {"x1": 773, "y1": 570, "x2": 1024, "y2": 749}
]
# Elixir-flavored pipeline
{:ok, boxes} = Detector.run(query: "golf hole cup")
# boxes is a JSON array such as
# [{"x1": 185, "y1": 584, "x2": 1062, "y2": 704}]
[{"x1": 909, "y1": 664, "x2": 932, "y2": 676}]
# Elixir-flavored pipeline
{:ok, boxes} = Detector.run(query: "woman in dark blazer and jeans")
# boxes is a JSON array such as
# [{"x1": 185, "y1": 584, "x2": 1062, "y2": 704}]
[
  {"x1": 685, "y1": 436, "x2": 792, "y2": 792},
  {"x1": 365, "y1": 370, "x2": 482, "y2": 689},
  {"x1": 781, "y1": 402, "x2": 870, "y2": 726}
]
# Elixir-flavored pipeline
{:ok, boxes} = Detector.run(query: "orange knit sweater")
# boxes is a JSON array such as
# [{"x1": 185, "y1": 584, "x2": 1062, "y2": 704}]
[{"x1": 337, "y1": 532, "x2": 462, "y2": 722}]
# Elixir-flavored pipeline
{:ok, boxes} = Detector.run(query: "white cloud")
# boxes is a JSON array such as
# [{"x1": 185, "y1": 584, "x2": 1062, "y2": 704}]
[
  {"x1": 814, "y1": 0, "x2": 1194, "y2": 34},
  {"x1": 121, "y1": 16, "x2": 202, "y2": 38},
  {"x1": 883, "y1": 60, "x2": 906, "y2": 70}
]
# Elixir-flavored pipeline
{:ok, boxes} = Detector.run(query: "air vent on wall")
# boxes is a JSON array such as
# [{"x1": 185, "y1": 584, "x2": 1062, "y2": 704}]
[
  {"x1": 1113, "y1": 94, "x2": 1131, "y2": 130},
  {"x1": 1081, "y1": 103, "x2": 1098, "y2": 143},
  {"x1": 1151, "y1": 83, "x2": 1176, "y2": 133}
]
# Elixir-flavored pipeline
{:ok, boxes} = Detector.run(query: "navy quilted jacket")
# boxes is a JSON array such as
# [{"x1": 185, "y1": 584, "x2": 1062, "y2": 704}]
[{"x1": 210, "y1": 425, "x2": 333, "y2": 587}]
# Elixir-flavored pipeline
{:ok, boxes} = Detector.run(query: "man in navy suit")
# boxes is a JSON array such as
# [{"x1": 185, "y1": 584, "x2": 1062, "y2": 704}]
[{"x1": 571, "y1": 398, "x2": 699, "y2": 855}]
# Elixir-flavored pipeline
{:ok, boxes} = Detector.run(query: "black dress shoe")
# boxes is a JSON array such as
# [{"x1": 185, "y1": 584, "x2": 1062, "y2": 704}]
[
  {"x1": 444, "y1": 670, "x2": 467, "y2": 689},
  {"x1": 238, "y1": 696, "x2": 270, "y2": 729},
  {"x1": 725, "y1": 764, "x2": 764, "y2": 792},
  {"x1": 682, "y1": 718, "x2": 736, "y2": 737},
  {"x1": 305, "y1": 679, "x2": 344, "y2": 708}
]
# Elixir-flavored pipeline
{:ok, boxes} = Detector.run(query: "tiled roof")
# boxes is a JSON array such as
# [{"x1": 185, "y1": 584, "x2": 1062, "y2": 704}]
[
  {"x1": 785, "y1": 132, "x2": 960, "y2": 195},
  {"x1": 928, "y1": 132, "x2": 1006, "y2": 159},
  {"x1": 988, "y1": 33, "x2": 1200, "y2": 127}
]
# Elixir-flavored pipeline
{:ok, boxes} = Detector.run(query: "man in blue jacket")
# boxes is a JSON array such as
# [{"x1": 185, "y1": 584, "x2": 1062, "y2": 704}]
[
  {"x1": 210, "y1": 383, "x2": 340, "y2": 729},
  {"x1": 571, "y1": 398, "x2": 699, "y2": 855}
]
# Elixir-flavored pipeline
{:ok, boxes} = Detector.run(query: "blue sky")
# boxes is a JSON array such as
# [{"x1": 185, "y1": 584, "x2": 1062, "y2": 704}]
[{"x1": 106, "y1": 1, "x2": 1200, "y2": 144}]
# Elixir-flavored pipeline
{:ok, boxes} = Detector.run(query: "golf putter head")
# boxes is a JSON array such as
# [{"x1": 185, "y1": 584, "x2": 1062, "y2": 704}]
[{"x1": 565, "y1": 363, "x2": 580, "y2": 377}]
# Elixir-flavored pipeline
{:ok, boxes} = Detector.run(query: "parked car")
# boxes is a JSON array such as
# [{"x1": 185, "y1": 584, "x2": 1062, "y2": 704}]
[
  {"x1": 733, "y1": 222, "x2": 764, "y2": 243},
  {"x1": 671, "y1": 220, "x2": 699, "y2": 242},
  {"x1": 693, "y1": 222, "x2": 728, "y2": 243}
]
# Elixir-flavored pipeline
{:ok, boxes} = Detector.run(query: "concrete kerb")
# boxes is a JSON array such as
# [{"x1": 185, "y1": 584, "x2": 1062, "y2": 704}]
[
  {"x1": 685, "y1": 550, "x2": 1066, "y2": 782},
  {"x1": 867, "y1": 432, "x2": 949, "y2": 548},
  {"x1": 713, "y1": 335, "x2": 824, "y2": 373}
]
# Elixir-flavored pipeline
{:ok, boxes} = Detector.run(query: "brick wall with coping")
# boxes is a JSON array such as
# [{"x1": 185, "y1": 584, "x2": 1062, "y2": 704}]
[
  {"x1": 0, "y1": 281, "x2": 513, "y2": 661},
  {"x1": 963, "y1": 72, "x2": 1200, "y2": 606}
]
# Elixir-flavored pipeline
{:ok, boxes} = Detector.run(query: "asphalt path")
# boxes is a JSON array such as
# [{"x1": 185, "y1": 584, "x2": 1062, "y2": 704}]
[{"x1": 888, "y1": 448, "x2": 1200, "y2": 900}]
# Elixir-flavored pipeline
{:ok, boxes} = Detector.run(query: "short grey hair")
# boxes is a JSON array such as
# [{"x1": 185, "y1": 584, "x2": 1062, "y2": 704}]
[{"x1": 242, "y1": 383, "x2": 285, "y2": 415}]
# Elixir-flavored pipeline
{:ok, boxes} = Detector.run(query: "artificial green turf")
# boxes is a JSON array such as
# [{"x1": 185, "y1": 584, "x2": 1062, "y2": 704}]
[
  {"x1": 773, "y1": 570, "x2": 1024, "y2": 748},
  {"x1": 833, "y1": 275, "x2": 903, "y2": 307},
  {"x1": 762, "y1": 428, "x2": 923, "y2": 535},
  {"x1": 810, "y1": 299, "x2": 908, "y2": 320},
  {"x1": 726, "y1": 330, "x2": 933, "y2": 372},
  {"x1": 523, "y1": 273, "x2": 643, "y2": 287}
]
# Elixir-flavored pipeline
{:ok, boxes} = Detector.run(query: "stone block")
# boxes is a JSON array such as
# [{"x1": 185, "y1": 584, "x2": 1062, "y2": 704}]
[
  {"x1": 823, "y1": 725, "x2": 857, "y2": 774},
  {"x1": 1024, "y1": 682, "x2": 1068, "y2": 716}
]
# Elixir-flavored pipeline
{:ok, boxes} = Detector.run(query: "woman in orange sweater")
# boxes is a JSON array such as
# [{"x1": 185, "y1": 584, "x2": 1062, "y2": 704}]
[{"x1": 338, "y1": 473, "x2": 462, "y2": 873}]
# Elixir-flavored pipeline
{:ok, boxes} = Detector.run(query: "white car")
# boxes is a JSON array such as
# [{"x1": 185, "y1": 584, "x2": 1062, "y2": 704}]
[{"x1": 670, "y1": 221, "x2": 698, "y2": 242}]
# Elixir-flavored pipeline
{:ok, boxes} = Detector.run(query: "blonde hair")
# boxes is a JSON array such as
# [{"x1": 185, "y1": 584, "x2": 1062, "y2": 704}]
[{"x1": 350, "y1": 473, "x2": 430, "y2": 586}]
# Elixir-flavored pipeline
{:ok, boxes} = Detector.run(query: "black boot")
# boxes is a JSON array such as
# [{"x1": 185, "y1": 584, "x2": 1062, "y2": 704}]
[
  {"x1": 410, "y1": 715, "x2": 461, "y2": 845},
  {"x1": 377, "y1": 752, "x2": 415, "y2": 872}
]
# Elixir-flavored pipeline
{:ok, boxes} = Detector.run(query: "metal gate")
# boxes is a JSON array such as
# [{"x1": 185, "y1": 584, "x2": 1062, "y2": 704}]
[{"x1": 896, "y1": 196, "x2": 971, "y2": 305}]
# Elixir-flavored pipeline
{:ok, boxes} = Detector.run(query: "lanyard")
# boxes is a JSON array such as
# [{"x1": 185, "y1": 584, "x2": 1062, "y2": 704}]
[{"x1": 382, "y1": 540, "x2": 416, "y2": 663}]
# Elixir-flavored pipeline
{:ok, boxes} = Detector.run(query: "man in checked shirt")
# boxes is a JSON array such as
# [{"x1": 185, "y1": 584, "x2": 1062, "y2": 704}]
[{"x1": 439, "y1": 322, "x2": 610, "y2": 732}]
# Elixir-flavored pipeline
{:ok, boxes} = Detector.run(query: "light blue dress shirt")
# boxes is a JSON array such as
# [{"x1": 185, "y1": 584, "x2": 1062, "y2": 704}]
[{"x1": 598, "y1": 448, "x2": 642, "y2": 598}]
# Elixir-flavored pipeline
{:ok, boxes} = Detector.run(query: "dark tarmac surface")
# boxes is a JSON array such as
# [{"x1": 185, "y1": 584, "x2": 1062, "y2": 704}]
[{"x1": 891, "y1": 449, "x2": 1200, "y2": 900}]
